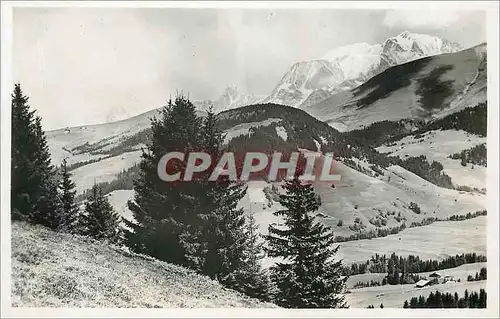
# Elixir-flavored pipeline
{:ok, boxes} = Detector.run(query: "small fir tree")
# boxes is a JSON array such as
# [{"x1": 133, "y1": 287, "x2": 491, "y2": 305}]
[
  {"x1": 264, "y1": 174, "x2": 348, "y2": 308},
  {"x1": 58, "y1": 158, "x2": 79, "y2": 231},
  {"x1": 79, "y1": 184, "x2": 121, "y2": 243}
]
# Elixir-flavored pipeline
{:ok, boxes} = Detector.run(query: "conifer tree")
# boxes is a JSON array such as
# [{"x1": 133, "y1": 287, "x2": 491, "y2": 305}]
[
  {"x1": 11, "y1": 84, "x2": 61, "y2": 225},
  {"x1": 58, "y1": 158, "x2": 79, "y2": 231},
  {"x1": 479, "y1": 289, "x2": 487, "y2": 308},
  {"x1": 32, "y1": 177, "x2": 63, "y2": 230},
  {"x1": 264, "y1": 175, "x2": 348, "y2": 308},
  {"x1": 79, "y1": 184, "x2": 121, "y2": 242},
  {"x1": 124, "y1": 99, "x2": 272, "y2": 301},
  {"x1": 11, "y1": 83, "x2": 41, "y2": 219},
  {"x1": 179, "y1": 106, "x2": 266, "y2": 297},
  {"x1": 123, "y1": 96, "x2": 205, "y2": 265},
  {"x1": 221, "y1": 215, "x2": 273, "y2": 302}
]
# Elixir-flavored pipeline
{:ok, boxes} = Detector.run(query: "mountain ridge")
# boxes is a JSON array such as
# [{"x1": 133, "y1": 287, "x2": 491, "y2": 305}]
[
  {"x1": 264, "y1": 31, "x2": 464, "y2": 108},
  {"x1": 305, "y1": 43, "x2": 487, "y2": 132}
]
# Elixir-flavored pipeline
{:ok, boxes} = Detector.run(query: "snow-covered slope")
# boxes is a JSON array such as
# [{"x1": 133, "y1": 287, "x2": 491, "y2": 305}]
[
  {"x1": 71, "y1": 151, "x2": 142, "y2": 194},
  {"x1": 264, "y1": 31, "x2": 463, "y2": 108},
  {"x1": 47, "y1": 107, "x2": 206, "y2": 167},
  {"x1": 346, "y1": 262, "x2": 487, "y2": 289},
  {"x1": 102, "y1": 147, "x2": 486, "y2": 246},
  {"x1": 346, "y1": 278, "x2": 486, "y2": 308},
  {"x1": 376, "y1": 130, "x2": 486, "y2": 190},
  {"x1": 306, "y1": 43, "x2": 487, "y2": 132},
  {"x1": 314, "y1": 160, "x2": 485, "y2": 231},
  {"x1": 46, "y1": 108, "x2": 159, "y2": 166},
  {"x1": 107, "y1": 190, "x2": 135, "y2": 222},
  {"x1": 241, "y1": 150, "x2": 486, "y2": 248}
]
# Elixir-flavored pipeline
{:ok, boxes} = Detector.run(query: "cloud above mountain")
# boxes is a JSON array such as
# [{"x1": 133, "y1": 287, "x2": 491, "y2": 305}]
[{"x1": 383, "y1": 10, "x2": 462, "y2": 29}]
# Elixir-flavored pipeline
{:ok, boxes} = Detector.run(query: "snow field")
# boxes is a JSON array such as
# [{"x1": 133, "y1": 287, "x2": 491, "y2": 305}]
[
  {"x1": 345, "y1": 279, "x2": 486, "y2": 308},
  {"x1": 71, "y1": 151, "x2": 142, "y2": 194},
  {"x1": 346, "y1": 262, "x2": 487, "y2": 288},
  {"x1": 376, "y1": 129, "x2": 486, "y2": 190}
]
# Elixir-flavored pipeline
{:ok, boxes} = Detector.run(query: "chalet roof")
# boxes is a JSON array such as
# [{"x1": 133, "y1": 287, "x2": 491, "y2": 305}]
[
  {"x1": 429, "y1": 272, "x2": 442, "y2": 277},
  {"x1": 416, "y1": 279, "x2": 430, "y2": 287}
]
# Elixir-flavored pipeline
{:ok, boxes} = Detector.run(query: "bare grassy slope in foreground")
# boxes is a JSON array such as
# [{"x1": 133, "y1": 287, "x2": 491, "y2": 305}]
[{"x1": 11, "y1": 222, "x2": 276, "y2": 308}]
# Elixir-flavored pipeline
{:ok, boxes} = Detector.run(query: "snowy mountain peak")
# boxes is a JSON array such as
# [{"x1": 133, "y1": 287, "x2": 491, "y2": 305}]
[
  {"x1": 261, "y1": 59, "x2": 345, "y2": 106},
  {"x1": 399, "y1": 30, "x2": 412, "y2": 38},
  {"x1": 217, "y1": 85, "x2": 242, "y2": 105},
  {"x1": 264, "y1": 31, "x2": 464, "y2": 108},
  {"x1": 284, "y1": 60, "x2": 344, "y2": 90},
  {"x1": 193, "y1": 86, "x2": 264, "y2": 114},
  {"x1": 379, "y1": 32, "x2": 462, "y2": 70},
  {"x1": 321, "y1": 43, "x2": 382, "y2": 82}
]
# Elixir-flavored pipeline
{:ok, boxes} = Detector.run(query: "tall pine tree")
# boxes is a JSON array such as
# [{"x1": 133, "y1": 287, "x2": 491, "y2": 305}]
[
  {"x1": 123, "y1": 96, "x2": 204, "y2": 265},
  {"x1": 181, "y1": 106, "x2": 248, "y2": 277},
  {"x1": 176, "y1": 106, "x2": 275, "y2": 302},
  {"x1": 264, "y1": 176, "x2": 348, "y2": 308},
  {"x1": 11, "y1": 83, "x2": 40, "y2": 219},
  {"x1": 11, "y1": 84, "x2": 62, "y2": 226},
  {"x1": 124, "y1": 100, "x2": 271, "y2": 301},
  {"x1": 79, "y1": 184, "x2": 121, "y2": 243},
  {"x1": 58, "y1": 158, "x2": 79, "y2": 231}
]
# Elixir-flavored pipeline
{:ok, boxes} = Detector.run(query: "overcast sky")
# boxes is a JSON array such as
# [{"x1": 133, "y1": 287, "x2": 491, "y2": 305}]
[{"x1": 13, "y1": 7, "x2": 486, "y2": 130}]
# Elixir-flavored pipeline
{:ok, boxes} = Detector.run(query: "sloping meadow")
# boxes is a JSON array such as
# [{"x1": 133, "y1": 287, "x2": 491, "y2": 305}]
[{"x1": 11, "y1": 222, "x2": 276, "y2": 308}]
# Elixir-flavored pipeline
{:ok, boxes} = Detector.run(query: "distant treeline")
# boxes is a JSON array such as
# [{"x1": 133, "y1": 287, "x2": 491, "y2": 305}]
[
  {"x1": 343, "y1": 252, "x2": 487, "y2": 276},
  {"x1": 353, "y1": 273, "x2": 426, "y2": 288},
  {"x1": 343, "y1": 102, "x2": 486, "y2": 149},
  {"x1": 449, "y1": 143, "x2": 487, "y2": 167},
  {"x1": 334, "y1": 210, "x2": 486, "y2": 243},
  {"x1": 76, "y1": 164, "x2": 140, "y2": 202},
  {"x1": 448, "y1": 210, "x2": 487, "y2": 221},
  {"x1": 467, "y1": 267, "x2": 487, "y2": 282},
  {"x1": 395, "y1": 155, "x2": 453, "y2": 189},
  {"x1": 344, "y1": 119, "x2": 423, "y2": 149},
  {"x1": 340, "y1": 102, "x2": 487, "y2": 187},
  {"x1": 403, "y1": 289, "x2": 486, "y2": 308},
  {"x1": 70, "y1": 129, "x2": 150, "y2": 157},
  {"x1": 66, "y1": 155, "x2": 113, "y2": 171},
  {"x1": 425, "y1": 102, "x2": 487, "y2": 137},
  {"x1": 91, "y1": 129, "x2": 151, "y2": 157},
  {"x1": 335, "y1": 223, "x2": 407, "y2": 242}
]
